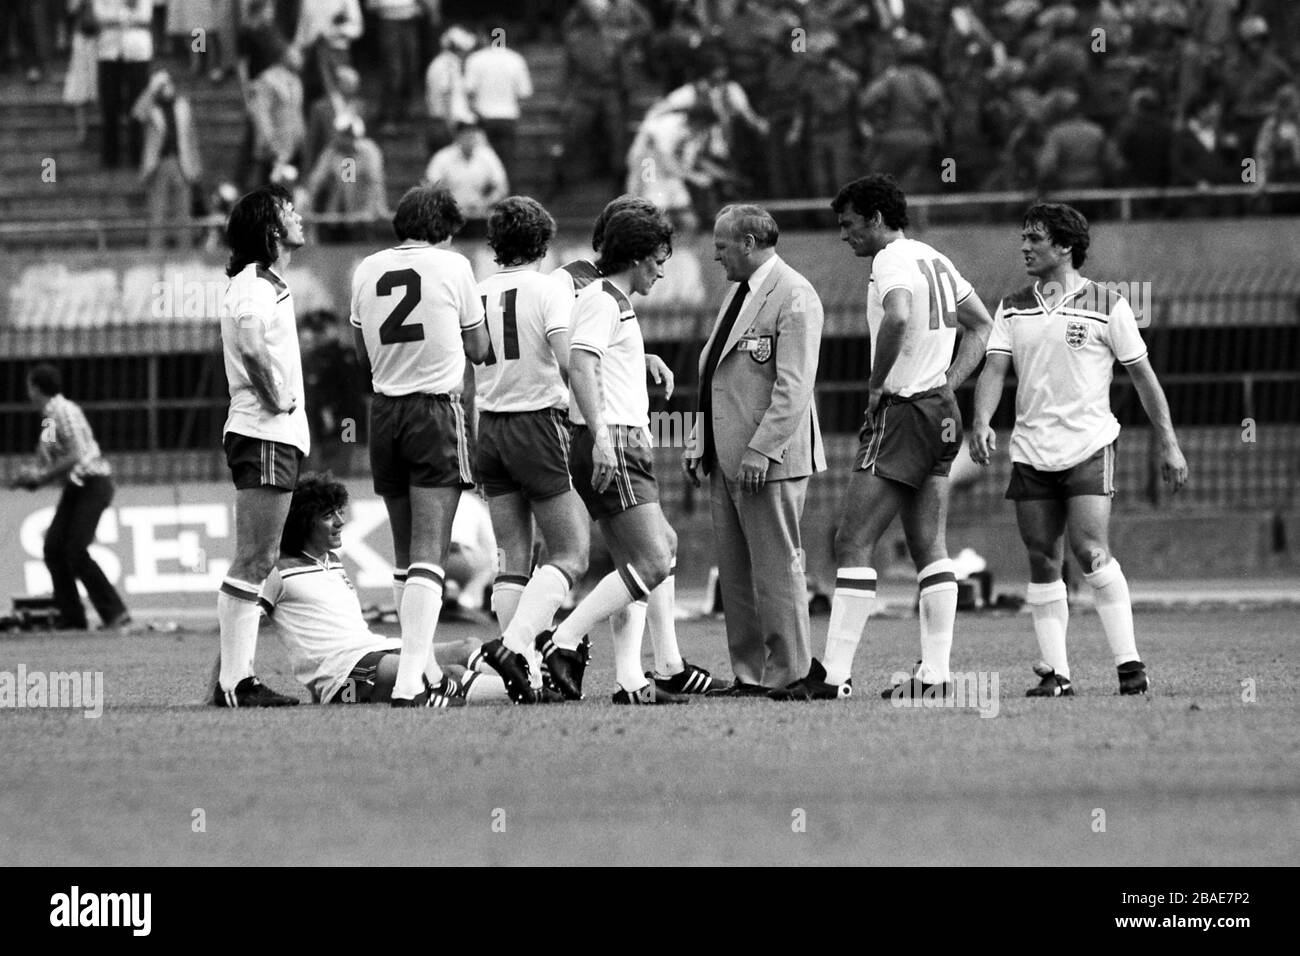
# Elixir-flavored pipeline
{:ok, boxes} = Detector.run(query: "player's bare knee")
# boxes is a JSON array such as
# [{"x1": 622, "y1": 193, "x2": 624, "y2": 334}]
[
  {"x1": 833, "y1": 527, "x2": 874, "y2": 568},
  {"x1": 550, "y1": 548, "x2": 588, "y2": 585},
  {"x1": 632, "y1": 550, "x2": 671, "y2": 592},
  {"x1": 1072, "y1": 541, "x2": 1110, "y2": 573},
  {"x1": 1027, "y1": 550, "x2": 1061, "y2": 580}
]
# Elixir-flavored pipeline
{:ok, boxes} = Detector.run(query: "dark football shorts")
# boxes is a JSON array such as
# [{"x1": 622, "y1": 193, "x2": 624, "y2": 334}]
[
  {"x1": 855, "y1": 385, "x2": 962, "y2": 489},
  {"x1": 1006, "y1": 442, "x2": 1116, "y2": 500},
  {"x1": 327, "y1": 649, "x2": 395, "y2": 704},
  {"x1": 569, "y1": 423, "x2": 659, "y2": 520},
  {"x1": 476, "y1": 407, "x2": 574, "y2": 500},
  {"x1": 369, "y1": 393, "x2": 474, "y2": 497},
  {"x1": 223, "y1": 432, "x2": 303, "y2": 491}
]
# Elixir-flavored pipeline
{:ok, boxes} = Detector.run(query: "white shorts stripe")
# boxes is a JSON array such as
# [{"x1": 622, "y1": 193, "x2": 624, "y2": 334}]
[
  {"x1": 864, "y1": 407, "x2": 888, "y2": 472},
  {"x1": 452, "y1": 402, "x2": 472, "y2": 484}
]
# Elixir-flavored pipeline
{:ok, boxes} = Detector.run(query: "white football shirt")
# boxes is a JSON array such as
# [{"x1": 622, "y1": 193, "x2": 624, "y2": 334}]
[
  {"x1": 350, "y1": 243, "x2": 486, "y2": 396},
  {"x1": 261, "y1": 553, "x2": 401, "y2": 704},
  {"x1": 867, "y1": 235, "x2": 974, "y2": 397},
  {"x1": 987, "y1": 279, "x2": 1148, "y2": 471},
  {"x1": 568, "y1": 280, "x2": 648, "y2": 428},
  {"x1": 220, "y1": 263, "x2": 311, "y2": 453},
  {"x1": 474, "y1": 267, "x2": 572, "y2": 413}
]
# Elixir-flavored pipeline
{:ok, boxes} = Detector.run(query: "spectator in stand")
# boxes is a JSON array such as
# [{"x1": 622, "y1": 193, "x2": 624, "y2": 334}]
[
  {"x1": 786, "y1": 33, "x2": 865, "y2": 201},
  {"x1": 424, "y1": 117, "x2": 507, "y2": 223},
  {"x1": 424, "y1": 23, "x2": 473, "y2": 154},
  {"x1": 0, "y1": 0, "x2": 50, "y2": 83},
  {"x1": 626, "y1": 101, "x2": 720, "y2": 232},
  {"x1": 1255, "y1": 84, "x2": 1300, "y2": 210},
  {"x1": 132, "y1": 67, "x2": 202, "y2": 249},
  {"x1": 1026, "y1": 4, "x2": 1089, "y2": 94},
  {"x1": 236, "y1": 0, "x2": 286, "y2": 87},
  {"x1": 94, "y1": 0, "x2": 154, "y2": 169},
  {"x1": 556, "y1": 0, "x2": 652, "y2": 193},
  {"x1": 369, "y1": 0, "x2": 425, "y2": 130},
  {"x1": 248, "y1": 44, "x2": 305, "y2": 187},
  {"x1": 13, "y1": 364, "x2": 131, "y2": 633},
  {"x1": 1114, "y1": 87, "x2": 1172, "y2": 187},
  {"x1": 762, "y1": 40, "x2": 808, "y2": 198},
  {"x1": 645, "y1": 48, "x2": 769, "y2": 174},
  {"x1": 463, "y1": 27, "x2": 533, "y2": 179},
  {"x1": 645, "y1": 0, "x2": 705, "y2": 93},
  {"x1": 304, "y1": 115, "x2": 388, "y2": 241},
  {"x1": 859, "y1": 32, "x2": 945, "y2": 194},
  {"x1": 1036, "y1": 87, "x2": 1121, "y2": 194},
  {"x1": 293, "y1": 0, "x2": 363, "y2": 115},
  {"x1": 1222, "y1": 15, "x2": 1293, "y2": 153},
  {"x1": 304, "y1": 63, "x2": 363, "y2": 175},
  {"x1": 299, "y1": 309, "x2": 366, "y2": 476},
  {"x1": 64, "y1": 0, "x2": 100, "y2": 144},
  {"x1": 1171, "y1": 93, "x2": 1241, "y2": 200}
]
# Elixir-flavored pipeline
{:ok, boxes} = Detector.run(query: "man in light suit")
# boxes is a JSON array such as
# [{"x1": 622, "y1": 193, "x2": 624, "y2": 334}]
[{"x1": 684, "y1": 204, "x2": 826, "y2": 696}]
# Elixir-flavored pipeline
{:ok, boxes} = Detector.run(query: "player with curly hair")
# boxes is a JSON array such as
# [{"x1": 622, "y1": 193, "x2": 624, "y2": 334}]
[
  {"x1": 470, "y1": 195, "x2": 590, "y2": 702},
  {"x1": 260, "y1": 473, "x2": 507, "y2": 705}
]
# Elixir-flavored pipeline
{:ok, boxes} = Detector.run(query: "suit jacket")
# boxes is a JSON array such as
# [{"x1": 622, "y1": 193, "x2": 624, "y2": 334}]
[{"x1": 689, "y1": 254, "x2": 826, "y2": 480}]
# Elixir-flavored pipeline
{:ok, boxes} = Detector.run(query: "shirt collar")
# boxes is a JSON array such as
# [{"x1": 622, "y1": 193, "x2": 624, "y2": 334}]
[{"x1": 743, "y1": 253, "x2": 778, "y2": 292}]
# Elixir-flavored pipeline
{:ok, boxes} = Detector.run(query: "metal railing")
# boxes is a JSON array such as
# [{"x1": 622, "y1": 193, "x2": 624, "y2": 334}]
[{"x1": 4, "y1": 184, "x2": 1300, "y2": 249}]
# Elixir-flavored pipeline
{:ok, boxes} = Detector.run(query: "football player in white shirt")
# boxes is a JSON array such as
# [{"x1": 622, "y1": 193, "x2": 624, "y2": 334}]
[
  {"x1": 471, "y1": 196, "x2": 590, "y2": 702},
  {"x1": 970, "y1": 203, "x2": 1188, "y2": 697},
  {"x1": 551, "y1": 194, "x2": 716, "y2": 699},
  {"x1": 350, "y1": 185, "x2": 502, "y2": 707},
  {"x1": 213, "y1": 184, "x2": 309, "y2": 708},
  {"x1": 534, "y1": 206, "x2": 692, "y2": 705},
  {"x1": 262, "y1": 473, "x2": 508, "y2": 705},
  {"x1": 774, "y1": 174, "x2": 994, "y2": 702}
]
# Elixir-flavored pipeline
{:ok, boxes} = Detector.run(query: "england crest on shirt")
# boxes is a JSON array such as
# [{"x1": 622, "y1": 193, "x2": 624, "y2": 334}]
[{"x1": 1065, "y1": 320, "x2": 1089, "y2": 350}]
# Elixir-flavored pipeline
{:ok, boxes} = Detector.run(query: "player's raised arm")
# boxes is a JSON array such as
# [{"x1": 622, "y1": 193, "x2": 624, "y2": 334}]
[{"x1": 1124, "y1": 356, "x2": 1189, "y2": 491}]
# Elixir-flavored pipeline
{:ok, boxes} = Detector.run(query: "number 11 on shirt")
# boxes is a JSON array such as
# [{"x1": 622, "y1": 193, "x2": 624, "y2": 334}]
[{"x1": 481, "y1": 289, "x2": 520, "y2": 366}]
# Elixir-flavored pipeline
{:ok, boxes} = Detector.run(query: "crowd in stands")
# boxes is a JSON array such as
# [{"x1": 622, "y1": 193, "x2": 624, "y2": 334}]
[{"x1": 4, "y1": 0, "x2": 1300, "y2": 240}]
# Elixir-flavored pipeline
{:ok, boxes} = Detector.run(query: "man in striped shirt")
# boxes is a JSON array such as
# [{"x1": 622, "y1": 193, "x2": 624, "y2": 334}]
[{"x1": 14, "y1": 364, "x2": 130, "y2": 631}]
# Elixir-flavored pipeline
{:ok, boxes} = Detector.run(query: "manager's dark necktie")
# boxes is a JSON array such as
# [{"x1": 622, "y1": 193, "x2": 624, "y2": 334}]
[{"x1": 699, "y1": 279, "x2": 750, "y2": 472}]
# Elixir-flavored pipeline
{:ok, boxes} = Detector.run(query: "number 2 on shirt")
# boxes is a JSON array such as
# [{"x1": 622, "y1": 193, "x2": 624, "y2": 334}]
[
  {"x1": 916, "y1": 259, "x2": 959, "y2": 330},
  {"x1": 480, "y1": 289, "x2": 520, "y2": 366},
  {"x1": 376, "y1": 269, "x2": 423, "y2": 343}
]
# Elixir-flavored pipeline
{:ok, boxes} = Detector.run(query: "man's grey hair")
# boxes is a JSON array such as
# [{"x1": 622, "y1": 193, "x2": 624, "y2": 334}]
[{"x1": 715, "y1": 204, "x2": 779, "y2": 248}]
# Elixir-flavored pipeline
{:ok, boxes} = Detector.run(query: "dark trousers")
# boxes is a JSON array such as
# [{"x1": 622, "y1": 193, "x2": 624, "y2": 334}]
[
  {"x1": 480, "y1": 117, "x2": 518, "y2": 179},
  {"x1": 98, "y1": 58, "x2": 150, "y2": 168},
  {"x1": 376, "y1": 17, "x2": 420, "y2": 121},
  {"x1": 44, "y1": 475, "x2": 127, "y2": 628},
  {"x1": 0, "y1": 0, "x2": 49, "y2": 71}
]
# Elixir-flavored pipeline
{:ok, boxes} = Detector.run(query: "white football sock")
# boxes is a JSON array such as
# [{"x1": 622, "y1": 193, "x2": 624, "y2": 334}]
[
  {"x1": 647, "y1": 560, "x2": 683, "y2": 677},
  {"x1": 1026, "y1": 579, "x2": 1070, "y2": 679},
  {"x1": 217, "y1": 578, "x2": 261, "y2": 690},
  {"x1": 1085, "y1": 559, "x2": 1139, "y2": 665},
  {"x1": 917, "y1": 559, "x2": 957, "y2": 684},
  {"x1": 491, "y1": 573, "x2": 528, "y2": 631},
  {"x1": 502, "y1": 564, "x2": 572, "y2": 656},
  {"x1": 391, "y1": 571, "x2": 407, "y2": 624},
  {"x1": 611, "y1": 599, "x2": 650, "y2": 692},
  {"x1": 822, "y1": 567, "x2": 876, "y2": 685},
  {"x1": 551, "y1": 566, "x2": 645, "y2": 650},
  {"x1": 394, "y1": 564, "x2": 444, "y2": 700}
]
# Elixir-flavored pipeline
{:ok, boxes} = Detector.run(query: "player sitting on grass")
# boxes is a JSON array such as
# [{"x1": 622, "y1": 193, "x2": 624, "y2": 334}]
[
  {"x1": 261, "y1": 473, "x2": 509, "y2": 705},
  {"x1": 969, "y1": 203, "x2": 1189, "y2": 697}
]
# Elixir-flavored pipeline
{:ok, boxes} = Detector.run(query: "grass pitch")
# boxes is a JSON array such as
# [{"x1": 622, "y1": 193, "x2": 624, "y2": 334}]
[{"x1": 1, "y1": 607, "x2": 1296, "y2": 866}]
